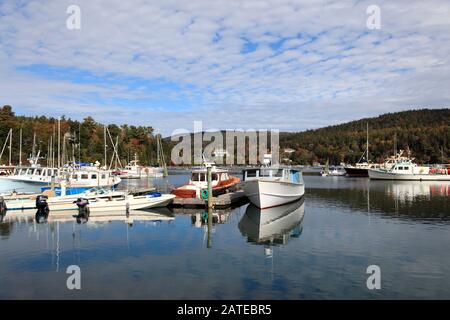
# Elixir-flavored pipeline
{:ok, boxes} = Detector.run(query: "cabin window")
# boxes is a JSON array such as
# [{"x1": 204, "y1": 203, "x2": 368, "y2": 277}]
[
  {"x1": 81, "y1": 174, "x2": 89, "y2": 179},
  {"x1": 101, "y1": 174, "x2": 106, "y2": 179},
  {"x1": 72, "y1": 174, "x2": 78, "y2": 179},
  {"x1": 212, "y1": 173, "x2": 219, "y2": 181},
  {"x1": 200, "y1": 173, "x2": 206, "y2": 181},
  {"x1": 246, "y1": 170, "x2": 257, "y2": 178},
  {"x1": 91, "y1": 174, "x2": 97, "y2": 179},
  {"x1": 192, "y1": 173, "x2": 200, "y2": 181}
]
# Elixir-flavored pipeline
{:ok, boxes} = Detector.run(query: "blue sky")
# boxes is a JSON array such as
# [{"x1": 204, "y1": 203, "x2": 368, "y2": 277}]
[{"x1": 0, "y1": 0, "x2": 449, "y2": 135}]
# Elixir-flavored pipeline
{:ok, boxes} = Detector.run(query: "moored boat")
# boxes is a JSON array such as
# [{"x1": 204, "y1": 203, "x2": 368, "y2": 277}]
[
  {"x1": 242, "y1": 167, "x2": 305, "y2": 209},
  {"x1": 171, "y1": 164, "x2": 240, "y2": 199},
  {"x1": 114, "y1": 154, "x2": 164, "y2": 179},
  {"x1": 368, "y1": 162, "x2": 450, "y2": 181}
]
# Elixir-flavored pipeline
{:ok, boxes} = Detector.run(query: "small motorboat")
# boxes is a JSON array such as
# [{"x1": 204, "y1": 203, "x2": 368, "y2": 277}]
[
  {"x1": 4, "y1": 187, "x2": 126, "y2": 211},
  {"x1": 72, "y1": 193, "x2": 175, "y2": 212},
  {"x1": 171, "y1": 163, "x2": 240, "y2": 199}
]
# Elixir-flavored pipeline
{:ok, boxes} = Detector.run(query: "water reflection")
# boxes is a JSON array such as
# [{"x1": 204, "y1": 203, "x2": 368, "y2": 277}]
[
  {"x1": 238, "y1": 198, "x2": 305, "y2": 247},
  {"x1": 308, "y1": 178, "x2": 449, "y2": 221}
]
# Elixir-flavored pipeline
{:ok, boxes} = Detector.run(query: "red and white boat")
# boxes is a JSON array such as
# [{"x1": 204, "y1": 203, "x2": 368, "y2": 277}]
[{"x1": 171, "y1": 164, "x2": 240, "y2": 199}]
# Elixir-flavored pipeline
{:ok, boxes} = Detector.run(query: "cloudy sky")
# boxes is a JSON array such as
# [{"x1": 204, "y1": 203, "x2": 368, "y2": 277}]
[{"x1": 0, "y1": 0, "x2": 449, "y2": 135}]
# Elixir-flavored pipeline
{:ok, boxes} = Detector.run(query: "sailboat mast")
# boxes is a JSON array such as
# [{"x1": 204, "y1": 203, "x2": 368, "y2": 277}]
[
  {"x1": 58, "y1": 119, "x2": 61, "y2": 168},
  {"x1": 8, "y1": 128, "x2": 12, "y2": 166},
  {"x1": 104, "y1": 125, "x2": 107, "y2": 168},
  {"x1": 366, "y1": 122, "x2": 369, "y2": 162},
  {"x1": 19, "y1": 128, "x2": 22, "y2": 166}
]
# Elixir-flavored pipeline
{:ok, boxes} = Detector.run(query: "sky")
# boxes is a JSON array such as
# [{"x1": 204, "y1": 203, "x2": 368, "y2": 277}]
[{"x1": 0, "y1": 0, "x2": 449, "y2": 136}]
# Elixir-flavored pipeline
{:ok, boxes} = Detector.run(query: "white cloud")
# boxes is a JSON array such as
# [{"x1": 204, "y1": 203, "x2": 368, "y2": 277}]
[{"x1": 0, "y1": 0, "x2": 449, "y2": 135}]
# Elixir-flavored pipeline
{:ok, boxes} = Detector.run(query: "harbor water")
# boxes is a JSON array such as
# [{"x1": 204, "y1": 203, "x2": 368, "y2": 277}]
[{"x1": 0, "y1": 175, "x2": 449, "y2": 299}]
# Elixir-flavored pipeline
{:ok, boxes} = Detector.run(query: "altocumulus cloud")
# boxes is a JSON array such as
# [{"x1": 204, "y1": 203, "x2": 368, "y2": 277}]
[{"x1": 0, "y1": 0, "x2": 449, "y2": 135}]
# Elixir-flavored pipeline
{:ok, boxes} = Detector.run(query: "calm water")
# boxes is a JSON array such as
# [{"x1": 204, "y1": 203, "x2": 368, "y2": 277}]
[{"x1": 0, "y1": 175, "x2": 449, "y2": 299}]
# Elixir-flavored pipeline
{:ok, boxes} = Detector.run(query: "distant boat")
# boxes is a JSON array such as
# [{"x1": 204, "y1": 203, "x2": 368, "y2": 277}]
[
  {"x1": 368, "y1": 149, "x2": 450, "y2": 181},
  {"x1": 344, "y1": 122, "x2": 378, "y2": 177},
  {"x1": 321, "y1": 159, "x2": 346, "y2": 176},
  {"x1": 368, "y1": 160, "x2": 450, "y2": 181},
  {"x1": 114, "y1": 154, "x2": 163, "y2": 179},
  {"x1": 242, "y1": 154, "x2": 305, "y2": 209},
  {"x1": 171, "y1": 162, "x2": 240, "y2": 199}
]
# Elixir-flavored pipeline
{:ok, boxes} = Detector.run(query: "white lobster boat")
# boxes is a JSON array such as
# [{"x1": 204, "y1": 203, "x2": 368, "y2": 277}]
[
  {"x1": 242, "y1": 167, "x2": 305, "y2": 209},
  {"x1": 368, "y1": 149, "x2": 450, "y2": 181},
  {"x1": 368, "y1": 161, "x2": 450, "y2": 181}
]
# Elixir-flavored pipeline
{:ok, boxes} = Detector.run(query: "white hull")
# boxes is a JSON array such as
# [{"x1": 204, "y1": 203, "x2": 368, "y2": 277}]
[
  {"x1": 368, "y1": 169, "x2": 450, "y2": 181},
  {"x1": 243, "y1": 179, "x2": 305, "y2": 209},
  {"x1": 6, "y1": 175, "x2": 122, "y2": 187},
  {"x1": 5, "y1": 194, "x2": 175, "y2": 212}
]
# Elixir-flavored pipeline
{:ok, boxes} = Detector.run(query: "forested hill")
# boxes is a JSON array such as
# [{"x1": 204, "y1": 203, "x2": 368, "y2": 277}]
[
  {"x1": 280, "y1": 108, "x2": 449, "y2": 165},
  {"x1": 0, "y1": 105, "x2": 166, "y2": 166},
  {"x1": 1, "y1": 105, "x2": 448, "y2": 166}
]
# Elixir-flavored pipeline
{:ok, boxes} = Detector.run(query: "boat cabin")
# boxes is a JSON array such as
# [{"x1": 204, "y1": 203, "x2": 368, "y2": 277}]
[
  {"x1": 243, "y1": 168, "x2": 302, "y2": 184},
  {"x1": 189, "y1": 167, "x2": 230, "y2": 187}
]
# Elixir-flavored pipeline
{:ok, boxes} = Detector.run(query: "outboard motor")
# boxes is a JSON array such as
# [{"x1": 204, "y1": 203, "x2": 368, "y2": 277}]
[
  {"x1": 74, "y1": 197, "x2": 90, "y2": 214},
  {"x1": 0, "y1": 196, "x2": 6, "y2": 223},
  {"x1": 0, "y1": 196, "x2": 7, "y2": 215},
  {"x1": 35, "y1": 195, "x2": 49, "y2": 215},
  {"x1": 74, "y1": 198, "x2": 90, "y2": 224}
]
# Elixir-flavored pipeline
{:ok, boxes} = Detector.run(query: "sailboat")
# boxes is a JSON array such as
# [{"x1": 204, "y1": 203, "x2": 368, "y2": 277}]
[{"x1": 344, "y1": 123, "x2": 380, "y2": 177}]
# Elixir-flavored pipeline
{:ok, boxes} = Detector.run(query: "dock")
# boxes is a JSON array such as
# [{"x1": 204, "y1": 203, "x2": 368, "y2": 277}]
[{"x1": 170, "y1": 190, "x2": 248, "y2": 209}]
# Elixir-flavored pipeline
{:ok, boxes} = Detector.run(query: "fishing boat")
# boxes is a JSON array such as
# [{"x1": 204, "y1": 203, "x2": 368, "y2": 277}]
[
  {"x1": 368, "y1": 159, "x2": 450, "y2": 181},
  {"x1": 241, "y1": 154, "x2": 304, "y2": 209},
  {"x1": 114, "y1": 154, "x2": 163, "y2": 179},
  {"x1": 242, "y1": 167, "x2": 305, "y2": 208},
  {"x1": 171, "y1": 163, "x2": 240, "y2": 199}
]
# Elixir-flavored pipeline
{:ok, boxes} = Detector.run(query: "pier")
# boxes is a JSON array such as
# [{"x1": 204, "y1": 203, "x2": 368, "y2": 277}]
[{"x1": 170, "y1": 190, "x2": 248, "y2": 209}]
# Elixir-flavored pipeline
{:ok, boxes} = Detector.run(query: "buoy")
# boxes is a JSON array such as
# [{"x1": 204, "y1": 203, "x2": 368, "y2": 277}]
[{"x1": 201, "y1": 189, "x2": 208, "y2": 200}]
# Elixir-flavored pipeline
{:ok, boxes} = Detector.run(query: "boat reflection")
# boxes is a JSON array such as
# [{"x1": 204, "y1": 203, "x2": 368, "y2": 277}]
[
  {"x1": 380, "y1": 180, "x2": 450, "y2": 202},
  {"x1": 238, "y1": 198, "x2": 305, "y2": 246},
  {"x1": 0, "y1": 208, "x2": 175, "y2": 225}
]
